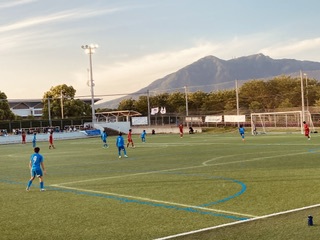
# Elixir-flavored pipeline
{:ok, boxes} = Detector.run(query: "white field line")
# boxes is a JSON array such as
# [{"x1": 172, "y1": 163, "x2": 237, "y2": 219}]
[
  {"x1": 203, "y1": 151, "x2": 310, "y2": 166},
  {"x1": 50, "y1": 154, "x2": 237, "y2": 186},
  {"x1": 52, "y1": 185, "x2": 257, "y2": 218},
  {"x1": 154, "y1": 203, "x2": 320, "y2": 240},
  {"x1": 49, "y1": 149, "x2": 311, "y2": 225},
  {"x1": 52, "y1": 150, "x2": 307, "y2": 186}
]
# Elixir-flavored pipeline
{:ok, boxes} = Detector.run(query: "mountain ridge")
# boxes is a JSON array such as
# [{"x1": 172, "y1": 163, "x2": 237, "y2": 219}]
[{"x1": 97, "y1": 53, "x2": 320, "y2": 109}]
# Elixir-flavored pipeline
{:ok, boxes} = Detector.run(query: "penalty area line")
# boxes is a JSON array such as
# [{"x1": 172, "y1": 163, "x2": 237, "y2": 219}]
[{"x1": 154, "y1": 203, "x2": 320, "y2": 240}]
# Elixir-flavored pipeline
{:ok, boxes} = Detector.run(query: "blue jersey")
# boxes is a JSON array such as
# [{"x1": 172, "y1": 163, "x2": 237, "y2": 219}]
[
  {"x1": 116, "y1": 136, "x2": 125, "y2": 147},
  {"x1": 141, "y1": 131, "x2": 146, "y2": 138},
  {"x1": 101, "y1": 132, "x2": 107, "y2": 141},
  {"x1": 32, "y1": 134, "x2": 37, "y2": 147},
  {"x1": 239, "y1": 127, "x2": 245, "y2": 135},
  {"x1": 30, "y1": 153, "x2": 43, "y2": 171}
]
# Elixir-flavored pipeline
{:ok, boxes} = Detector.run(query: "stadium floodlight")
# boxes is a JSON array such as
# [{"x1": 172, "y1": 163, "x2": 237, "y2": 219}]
[
  {"x1": 81, "y1": 44, "x2": 98, "y2": 124},
  {"x1": 300, "y1": 70, "x2": 305, "y2": 122},
  {"x1": 184, "y1": 86, "x2": 189, "y2": 117},
  {"x1": 304, "y1": 73, "x2": 309, "y2": 112}
]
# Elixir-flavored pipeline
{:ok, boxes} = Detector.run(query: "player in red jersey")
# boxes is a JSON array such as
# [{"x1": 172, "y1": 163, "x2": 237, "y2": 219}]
[
  {"x1": 127, "y1": 129, "x2": 135, "y2": 148},
  {"x1": 49, "y1": 131, "x2": 56, "y2": 149},
  {"x1": 21, "y1": 131, "x2": 26, "y2": 144},
  {"x1": 179, "y1": 123, "x2": 183, "y2": 138},
  {"x1": 303, "y1": 121, "x2": 311, "y2": 140}
]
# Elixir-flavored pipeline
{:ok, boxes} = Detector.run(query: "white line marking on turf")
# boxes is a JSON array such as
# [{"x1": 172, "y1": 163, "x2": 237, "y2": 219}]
[
  {"x1": 50, "y1": 153, "x2": 246, "y2": 186},
  {"x1": 52, "y1": 185, "x2": 257, "y2": 218},
  {"x1": 52, "y1": 150, "x2": 309, "y2": 186},
  {"x1": 203, "y1": 150, "x2": 309, "y2": 166},
  {"x1": 49, "y1": 149, "x2": 312, "y2": 225},
  {"x1": 154, "y1": 203, "x2": 320, "y2": 240}
]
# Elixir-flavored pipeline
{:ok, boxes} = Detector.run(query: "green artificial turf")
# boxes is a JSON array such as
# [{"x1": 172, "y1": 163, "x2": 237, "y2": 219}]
[{"x1": 1, "y1": 132, "x2": 320, "y2": 239}]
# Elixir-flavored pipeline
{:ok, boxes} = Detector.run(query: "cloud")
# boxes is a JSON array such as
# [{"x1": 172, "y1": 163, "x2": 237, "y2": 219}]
[
  {"x1": 260, "y1": 38, "x2": 320, "y2": 61},
  {"x1": 0, "y1": 8, "x2": 121, "y2": 33},
  {"x1": 0, "y1": 0, "x2": 38, "y2": 9}
]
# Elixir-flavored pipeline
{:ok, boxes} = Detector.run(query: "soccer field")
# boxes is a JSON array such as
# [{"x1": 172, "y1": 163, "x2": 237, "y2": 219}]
[{"x1": 1, "y1": 132, "x2": 320, "y2": 239}]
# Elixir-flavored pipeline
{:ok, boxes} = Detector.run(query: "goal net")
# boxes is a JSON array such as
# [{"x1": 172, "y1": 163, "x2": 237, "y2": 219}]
[{"x1": 250, "y1": 111, "x2": 315, "y2": 135}]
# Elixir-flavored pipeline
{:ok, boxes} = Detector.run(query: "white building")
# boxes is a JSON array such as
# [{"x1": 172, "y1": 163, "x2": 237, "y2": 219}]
[{"x1": 8, "y1": 98, "x2": 101, "y2": 118}]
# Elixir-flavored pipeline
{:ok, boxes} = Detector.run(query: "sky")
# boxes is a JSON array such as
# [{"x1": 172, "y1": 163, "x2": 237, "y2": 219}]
[{"x1": 2, "y1": 0, "x2": 320, "y2": 102}]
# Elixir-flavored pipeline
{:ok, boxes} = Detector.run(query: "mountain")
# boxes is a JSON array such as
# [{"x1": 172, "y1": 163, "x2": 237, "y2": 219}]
[{"x1": 97, "y1": 53, "x2": 320, "y2": 109}]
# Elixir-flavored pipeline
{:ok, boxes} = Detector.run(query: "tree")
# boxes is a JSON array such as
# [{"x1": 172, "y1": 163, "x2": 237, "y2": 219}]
[
  {"x1": 134, "y1": 96, "x2": 148, "y2": 115},
  {"x1": 188, "y1": 91, "x2": 208, "y2": 114},
  {"x1": 240, "y1": 80, "x2": 269, "y2": 111},
  {"x1": 151, "y1": 93, "x2": 169, "y2": 109},
  {"x1": 0, "y1": 91, "x2": 15, "y2": 120},
  {"x1": 114, "y1": 75, "x2": 320, "y2": 115},
  {"x1": 118, "y1": 98, "x2": 136, "y2": 111},
  {"x1": 314, "y1": 99, "x2": 320, "y2": 107},
  {"x1": 42, "y1": 84, "x2": 91, "y2": 119},
  {"x1": 249, "y1": 101, "x2": 263, "y2": 112},
  {"x1": 305, "y1": 79, "x2": 319, "y2": 108},
  {"x1": 63, "y1": 99, "x2": 91, "y2": 117},
  {"x1": 202, "y1": 90, "x2": 234, "y2": 114},
  {"x1": 267, "y1": 76, "x2": 301, "y2": 109},
  {"x1": 224, "y1": 99, "x2": 237, "y2": 113},
  {"x1": 278, "y1": 98, "x2": 294, "y2": 109},
  {"x1": 166, "y1": 92, "x2": 185, "y2": 114}
]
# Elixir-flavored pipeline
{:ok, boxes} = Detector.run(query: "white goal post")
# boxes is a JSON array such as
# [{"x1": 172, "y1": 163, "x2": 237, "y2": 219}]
[{"x1": 250, "y1": 111, "x2": 315, "y2": 135}]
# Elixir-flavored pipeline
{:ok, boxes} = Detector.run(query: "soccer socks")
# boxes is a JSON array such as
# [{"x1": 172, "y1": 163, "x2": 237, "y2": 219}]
[
  {"x1": 27, "y1": 180, "x2": 33, "y2": 188},
  {"x1": 26, "y1": 180, "x2": 45, "y2": 191},
  {"x1": 118, "y1": 148, "x2": 127, "y2": 157}
]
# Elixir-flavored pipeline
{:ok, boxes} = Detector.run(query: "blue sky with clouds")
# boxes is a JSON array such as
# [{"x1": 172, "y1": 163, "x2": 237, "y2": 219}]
[{"x1": 1, "y1": 0, "x2": 320, "y2": 101}]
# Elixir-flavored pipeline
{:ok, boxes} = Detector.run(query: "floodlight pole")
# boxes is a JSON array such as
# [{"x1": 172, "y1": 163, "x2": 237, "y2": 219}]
[
  {"x1": 300, "y1": 70, "x2": 305, "y2": 122},
  {"x1": 60, "y1": 90, "x2": 64, "y2": 119},
  {"x1": 81, "y1": 44, "x2": 98, "y2": 125},
  {"x1": 147, "y1": 90, "x2": 151, "y2": 126},
  {"x1": 304, "y1": 73, "x2": 309, "y2": 112},
  {"x1": 184, "y1": 86, "x2": 189, "y2": 127},
  {"x1": 235, "y1": 79, "x2": 240, "y2": 127},
  {"x1": 48, "y1": 98, "x2": 52, "y2": 127}
]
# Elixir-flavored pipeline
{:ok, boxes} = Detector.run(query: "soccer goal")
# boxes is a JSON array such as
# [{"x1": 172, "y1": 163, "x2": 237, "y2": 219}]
[{"x1": 250, "y1": 111, "x2": 315, "y2": 135}]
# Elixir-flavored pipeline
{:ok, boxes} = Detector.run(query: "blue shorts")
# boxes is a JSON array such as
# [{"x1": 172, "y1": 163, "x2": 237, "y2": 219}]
[{"x1": 31, "y1": 169, "x2": 43, "y2": 177}]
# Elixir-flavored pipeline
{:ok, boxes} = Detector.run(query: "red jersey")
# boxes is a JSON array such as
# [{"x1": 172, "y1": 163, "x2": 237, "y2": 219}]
[
  {"x1": 127, "y1": 131, "x2": 133, "y2": 142},
  {"x1": 304, "y1": 123, "x2": 310, "y2": 135},
  {"x1": 179, "y1": 124, "x2": 183, "y2": 133},
  {"x1": 49, "y1": 134, "x2": 53, "y2": 144}
]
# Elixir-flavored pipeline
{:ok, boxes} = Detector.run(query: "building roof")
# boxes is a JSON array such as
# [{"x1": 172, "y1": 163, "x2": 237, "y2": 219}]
[
  {"x1": 96, "y1": 110, "x2": 142, "y2": 118},
  {"x1": 8, "y1": 98, "x2": 101, "y2": 107},
  {"x1": 8, "y1": 98, "x2": 102, "y2": 117}
]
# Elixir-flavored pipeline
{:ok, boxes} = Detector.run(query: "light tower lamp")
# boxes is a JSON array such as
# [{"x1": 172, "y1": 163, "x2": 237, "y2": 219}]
[{"x1": 81, "y1": 44, "x2": 98, "y2": 125}]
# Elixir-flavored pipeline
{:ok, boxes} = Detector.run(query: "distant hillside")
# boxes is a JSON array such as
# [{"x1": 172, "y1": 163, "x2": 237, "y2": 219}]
[{"x1": 97, "y1": 53, "x2": 320, "y2": 109}]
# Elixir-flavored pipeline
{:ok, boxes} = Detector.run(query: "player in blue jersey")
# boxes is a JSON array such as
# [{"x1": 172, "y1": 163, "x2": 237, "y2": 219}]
[
  {"x1": 32, "y1": 132, "x2": 37, "y2": 148},
  {"x1": 239, "y1": 124, "x2": 245, "y2": 142},
  {"x1": 141, "y1": 130, "x2": 146, "y2": 143},
  {"x1": 101, "y1": 130, "x2": 108, "y2": 148},
  {"x1": 26, "y1": 147, "x2": 46, "y2": 191},
  {"x1": 116, "y1": 132, "x2": 128, "y2": 158}
]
